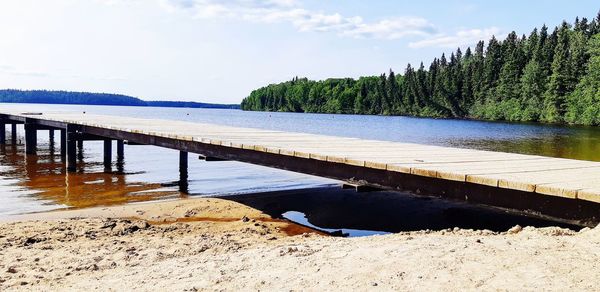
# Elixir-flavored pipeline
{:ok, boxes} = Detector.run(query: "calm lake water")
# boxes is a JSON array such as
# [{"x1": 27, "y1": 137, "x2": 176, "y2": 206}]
[{"x1": 1, "y1": 103, "x2": 599, "y2": 231}]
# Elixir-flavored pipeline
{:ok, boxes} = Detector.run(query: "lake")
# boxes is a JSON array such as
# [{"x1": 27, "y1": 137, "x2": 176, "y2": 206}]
[
  {"x1": 22, "y1": 103, "x2": 600, "y2": 162},
  {"x1": 1, "y1": 103, "x2": 599, "y2": 230}
]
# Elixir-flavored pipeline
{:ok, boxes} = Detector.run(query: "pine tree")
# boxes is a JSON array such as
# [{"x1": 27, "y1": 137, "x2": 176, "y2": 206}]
[
  {"x1": 520, "y1": 59, "x2": 545, "y2": 121},
  {"x1": 433, "y1": 55, "x2": 448, "y2": 111},
  {"x1": 526, "y1": 28, "x2": 539, "y2": 60},
  {"x1": 415, "y1": 62, "x2": 428, "y2": 110},
  {"x1": 427, "y1": 59, "x2": 438, "y2": 92},
  {"x1": 590, "y1": 17, "x2": 599, "y2": 35},
  {"x1": 461, "y1": 47, "x2": 474, "y2": 109},
  {"x1": 593, "y1": 10, "x2": 600, "y2": 34},
  {"x1": 496, "y1": 32, "x2": 525, "y2": 102},
  {"x1": 483, "y1": 36, "x2": 503, "y2": 97},
  {"x1": 403, "y1": 64, "x2": 417, "y2": 114},
  {"x1": 575, "y1": 17, "x2": 589, "y2": 34},
  {"x1": 354, "y1": 80, "x2": 367, "y2": 114},
  {"x1": 377, "y1": 73, "x2": 388, "y2": 114},
  {"x1": 538, "y1": 25, "x2": 556, "y2": 77},
  {"x1": 543, "y1": 22, "x2": 573, "y2": 122},
  {"x1": 446, "y1": 50, "x2": 464, "y2": 116},
  {"x1": 570, "y1": 30, "x2": 589, "y2": 81},
  {"x1": 386, "y1": 69, "x2": 400, "y2": 114},
  {"x1": 471, "y1": 41, "x2": 485, "y2": 103}
]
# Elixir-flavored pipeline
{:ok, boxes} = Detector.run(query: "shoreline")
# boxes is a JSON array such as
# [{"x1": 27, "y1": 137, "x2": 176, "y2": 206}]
[
  {"x1": 1, "y1": 197, "x2": 599, "y2": 290},
  {"x1": 2, "y1": 197, "x2": 321, "y2": 235}
]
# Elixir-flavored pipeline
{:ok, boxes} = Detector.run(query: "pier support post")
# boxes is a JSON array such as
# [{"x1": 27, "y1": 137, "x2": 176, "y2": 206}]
[
  {"x1": 103, "y1": 139, "x2": 112, "y2": 173},
  {"x1": 60, "y1": 129, "x2": 66, "y2": 158},
  {"x1": 24, "y1": 124, "x2": 37, "y2": 154},
  {"x1": 117, "y1": 140, "x2": 124, "y2": 160},
  {"x1": 0, "y1": 123, "x2": 5, "y2": 145},
  {"x1": 116, "y1": 140, "x2": 125, "y2": 173},
  {"x1": 66, "y1": 126, "x2": 78, "y2": 172},
  {"x1": 11, "y1": 124, "x2": 17, "y2": 144},
  {"x1": 179, "y1": 151, "x2": 189, "y2": 193},
  {"x1": 48, "y1": 129, "x2": 55, "y2": 154},
  {"x1": 77, "y1": 139, "x2": 84, "y2": 160}
]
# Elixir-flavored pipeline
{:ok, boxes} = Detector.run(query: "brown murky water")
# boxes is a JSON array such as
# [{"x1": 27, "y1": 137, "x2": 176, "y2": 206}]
[{"x1": 0, "y1": 143, "x2": 183, "y2": 210}]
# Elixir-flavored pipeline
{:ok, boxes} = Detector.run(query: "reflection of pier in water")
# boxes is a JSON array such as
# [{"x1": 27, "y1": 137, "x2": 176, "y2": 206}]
[{"x1": 0, "y1": 140, "x2": 183, "y2": 209}]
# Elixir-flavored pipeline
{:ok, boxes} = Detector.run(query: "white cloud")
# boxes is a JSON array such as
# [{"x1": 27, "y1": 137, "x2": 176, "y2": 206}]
[
  {"x1": 408, "y1": 27, "x2": 501, "y2": 48},
  {"x1": 158, "y1": 0, "x2": 296, "y2": 13},
  {"x1": 243, "y1": 8, "x2": 363, "y2": 33},
  {"x1": 157, "y1": 0, "x2": 232, "y2": 16},
  {"x1": 342, "y1": 17, "x2": 436, "y2": 39},
  {"x1": 265, "y1": 0, "x2": 297, "y2": 7},
  {"x1": 155, "y1": 0, "x2": 438, "y2": 39}
]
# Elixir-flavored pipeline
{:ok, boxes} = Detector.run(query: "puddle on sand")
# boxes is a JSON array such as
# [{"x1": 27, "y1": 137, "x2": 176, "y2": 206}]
[{"x1": 283, "y1": 211, "x2": 390, "y2": 237}]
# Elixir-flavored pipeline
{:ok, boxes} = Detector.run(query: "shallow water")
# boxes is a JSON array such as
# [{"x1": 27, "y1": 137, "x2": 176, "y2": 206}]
[
  {"x1": 282, "y1": 211, "x2": 392, "y2": 237},
  {"x1": 1, "y1": 103, "x2": 599, "y2": 229}
]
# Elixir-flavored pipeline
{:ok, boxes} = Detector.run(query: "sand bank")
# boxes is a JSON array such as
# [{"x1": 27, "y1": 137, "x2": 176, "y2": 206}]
[{"x1": 0, "y1": 198, "x2": 599, "y2": 291}]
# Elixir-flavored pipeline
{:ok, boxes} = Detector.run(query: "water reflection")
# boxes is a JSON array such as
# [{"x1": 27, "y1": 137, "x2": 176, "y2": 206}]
[{"x1": 0, "y1": 142, "x2": 183, "y2": 211}]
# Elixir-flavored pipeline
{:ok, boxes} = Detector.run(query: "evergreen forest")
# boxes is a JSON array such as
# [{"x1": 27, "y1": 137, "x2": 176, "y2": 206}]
[{"x1": 241, "y1": 13, "x2": 600, "y2": 125}]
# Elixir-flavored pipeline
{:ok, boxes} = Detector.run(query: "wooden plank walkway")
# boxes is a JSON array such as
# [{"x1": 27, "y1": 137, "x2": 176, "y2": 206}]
[{"x1": 1, "y1": 109, "x2": 600, "y2": 208}]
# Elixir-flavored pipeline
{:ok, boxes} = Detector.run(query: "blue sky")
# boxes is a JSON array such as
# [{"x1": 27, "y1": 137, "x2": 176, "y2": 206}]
[{"x1": 0, "y1": 0, "x2": 597, "y2": 103}]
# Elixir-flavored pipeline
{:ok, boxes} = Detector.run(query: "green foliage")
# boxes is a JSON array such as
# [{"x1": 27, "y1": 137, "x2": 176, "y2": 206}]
[
  {"x1": 241, "y1": 13, "x2": 600, "y2": 125},
  {"x1": 542, "y1": 22, "x2": 574, "y2": 123},
  {"x1": 519, "y1": 59, "x2": 545, "y2": 121},
  {"x1": 565, "y1": 34, "x2": 600, "y2": 125}
]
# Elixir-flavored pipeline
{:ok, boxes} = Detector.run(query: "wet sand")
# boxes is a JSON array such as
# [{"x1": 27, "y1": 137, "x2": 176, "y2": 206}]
[{"x1": 1, "y1": 198, "x2": 599, "y2": 291}]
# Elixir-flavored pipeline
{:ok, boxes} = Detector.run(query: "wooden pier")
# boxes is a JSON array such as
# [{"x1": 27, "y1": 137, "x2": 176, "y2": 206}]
[{"x1": 1, "y1": 109, "x2": 599, "y2": 224}]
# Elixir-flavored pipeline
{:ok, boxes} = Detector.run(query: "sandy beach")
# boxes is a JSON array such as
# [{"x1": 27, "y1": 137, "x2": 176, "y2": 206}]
[{"x1": 1, "y1": 198, "x2": 599, "y2": 291}]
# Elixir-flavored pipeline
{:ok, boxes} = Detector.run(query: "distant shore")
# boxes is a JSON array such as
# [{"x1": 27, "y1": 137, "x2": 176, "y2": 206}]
[
  {"x1": 0, "y1": 89, "x2": 240, "y2": 109},
  {"x1": 1, "y1": 197, "x2": 599, "y2": 290}
]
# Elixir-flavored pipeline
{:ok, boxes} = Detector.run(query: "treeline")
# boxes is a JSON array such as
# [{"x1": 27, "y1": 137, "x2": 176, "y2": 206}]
[
  {"x1": 145, "y1": 101, "x2": 239, "y2": 109},
  {"x1": 0, "y1": 89, "x2": 240, "y2": 109},
  {"x1": 242, "y1": 13, "x2": 600, "y2": 125}
]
